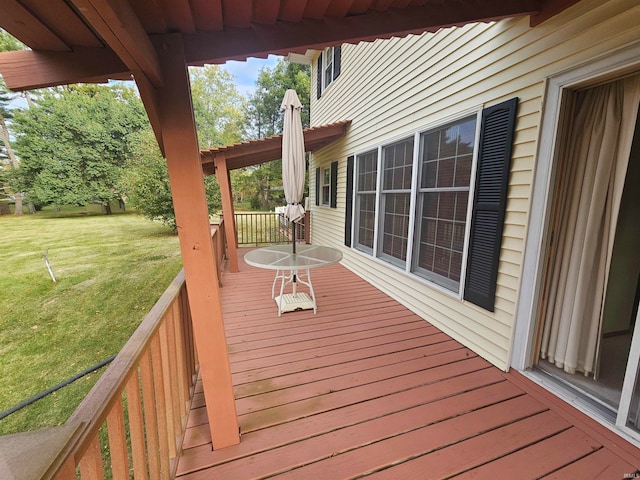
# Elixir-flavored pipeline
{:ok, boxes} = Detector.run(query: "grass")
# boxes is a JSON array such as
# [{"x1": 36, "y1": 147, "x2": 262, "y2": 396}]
[{"x1": 0, "y1": 208, "x2": 182, "y2": 435}]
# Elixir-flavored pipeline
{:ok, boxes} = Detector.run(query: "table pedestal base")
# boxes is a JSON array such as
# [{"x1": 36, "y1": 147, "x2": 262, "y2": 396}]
[{"x1": 274, "y1": 292, "x2": 315, "y2": 314}]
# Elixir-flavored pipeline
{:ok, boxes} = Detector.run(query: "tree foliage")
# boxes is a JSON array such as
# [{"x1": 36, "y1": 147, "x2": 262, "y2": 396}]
[
  {"x1": 0, "y1": 29, "x2": 26, "y2": 213},
  {"x1": 239, "y1": 59, "x2": 310, "y2": 210},
  {"x1": 11, "y1": 84, "x2": 147, "y2": 212},
  {"x1": 122, "y1": 130, "x2": 222, "y2": 230},
  {"x1": 190, "y1": 65, "x2": 246, "y2": 149},
  {"x1": 122, "y1": 66, "x2": 243, "y2": 228}
]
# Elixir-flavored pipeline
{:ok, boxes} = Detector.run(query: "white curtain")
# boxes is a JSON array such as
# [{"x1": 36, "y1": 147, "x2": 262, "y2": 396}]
[{"x1": 540, "y1": 75, "x2": 640, "y2": 377}]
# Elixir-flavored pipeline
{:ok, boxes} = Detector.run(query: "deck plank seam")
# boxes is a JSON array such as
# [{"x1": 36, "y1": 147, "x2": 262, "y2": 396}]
[{"x1": 178, "y1": 377, "x2": 519, "y2": 476}]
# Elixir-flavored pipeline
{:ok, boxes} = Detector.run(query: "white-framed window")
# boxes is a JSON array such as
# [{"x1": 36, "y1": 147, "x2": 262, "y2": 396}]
[
  {"x1": 323, "y1": 47, "x2": 334, "y2": 90},
  {"x1": 354, "y1": 149, "x2": 378, "y2": 254},
  {"x1": 321, "y1": 167, "x2": 331, "y2": 206},
  {"x1": 378, "y1": 137, "x2": 414, "y2": 267},
  {"x1": 346, "y1": 99, "x2": 517, "y2": 309},
  {"x1": 317, "y1": 46, "x2": 341, "y2": 99},
  {"x1": 412, "y1": 116, "x2": 477, "y2": 291}
]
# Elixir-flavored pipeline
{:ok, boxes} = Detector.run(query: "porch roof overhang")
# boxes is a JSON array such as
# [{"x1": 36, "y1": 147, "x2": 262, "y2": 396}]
[
  {"x1": 200, "y1": 120, "x2": 351, "y2": 175},
  {"x1": 0, "y1": 0, "x2": 580, "y2": 154}
]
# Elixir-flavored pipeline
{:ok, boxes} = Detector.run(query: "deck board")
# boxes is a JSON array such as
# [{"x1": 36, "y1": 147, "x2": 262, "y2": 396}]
[{"x1": 176, "y1": 248, "x2": 640, "y2": 479}]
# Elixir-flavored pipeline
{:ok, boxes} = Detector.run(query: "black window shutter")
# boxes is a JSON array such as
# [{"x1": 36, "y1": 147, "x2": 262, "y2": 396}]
[
  {"x1": 315, "y1": 167, "x2": 320, "y2": 206},
  {"x1": 464, "y1": 97, "x2": 518, "y2": 312},
  {"x1": 344, "y1": 156, "x2": 354, "y2": 246},
  {"x1": 316, "y1": 52, "x2": 323, "y2": 99},
  {"x1": 330, "y1": 161, "x2": 338, "y2": 208},
  {"x1": 333, "y1": 46, "x2": 342, "y2": 80}
]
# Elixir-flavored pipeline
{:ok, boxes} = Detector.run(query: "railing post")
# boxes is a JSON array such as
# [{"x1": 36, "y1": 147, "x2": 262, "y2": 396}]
[{"x1": 305, "y1": 210, "x2": 311, "y2": 244}]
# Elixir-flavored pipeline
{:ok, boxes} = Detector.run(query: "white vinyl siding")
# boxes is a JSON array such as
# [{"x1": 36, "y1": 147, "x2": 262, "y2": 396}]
[{"x1": 309, "y1": 0, "x2": 640, "y2": 370}]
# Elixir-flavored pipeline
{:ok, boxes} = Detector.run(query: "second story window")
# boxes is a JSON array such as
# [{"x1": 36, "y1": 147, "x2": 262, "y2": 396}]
[{"x1": 317, "y1": 45, "x2": 342, "y2": 99}]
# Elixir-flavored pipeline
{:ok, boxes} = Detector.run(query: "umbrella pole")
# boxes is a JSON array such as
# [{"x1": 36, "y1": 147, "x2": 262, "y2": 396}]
[{"x1": 292, "y1": 219, "x2": 297, "y2": 296}]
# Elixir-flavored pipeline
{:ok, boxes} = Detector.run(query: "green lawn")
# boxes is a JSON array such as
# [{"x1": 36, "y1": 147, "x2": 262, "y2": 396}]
[{"x1": 0, "y1": 209, "x2": 182, "y2": 435}]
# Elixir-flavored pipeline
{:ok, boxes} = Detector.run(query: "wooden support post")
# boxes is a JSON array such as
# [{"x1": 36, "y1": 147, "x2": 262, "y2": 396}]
[
  {"x1": 213, "y1": 155, "x2": 239, "y2": 273},
  {"x1": 151, "y1": 33, "x2": 239, "y2": 449}
]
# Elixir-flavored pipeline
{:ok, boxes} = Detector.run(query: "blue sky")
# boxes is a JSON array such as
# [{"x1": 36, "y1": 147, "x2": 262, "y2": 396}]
[{"x1": 220, "y1": 54, "x2": 282, "y2": 96}]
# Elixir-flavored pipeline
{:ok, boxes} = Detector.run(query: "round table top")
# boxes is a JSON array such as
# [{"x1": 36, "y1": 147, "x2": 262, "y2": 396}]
[{"x1": 244, "y1": 244, "x2": 343, "y2": 270}]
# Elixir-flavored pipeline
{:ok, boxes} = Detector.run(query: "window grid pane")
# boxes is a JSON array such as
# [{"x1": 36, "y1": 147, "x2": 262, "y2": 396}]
[
  {"x1": 355, "y1": 150, "x2": 378, "y2": 251},
  {"x1": 382, "y1": 193, "x2": 410, "y2": 261},
  {"x1": 357, "y1": 193, "x2": 376, "y2": 249},
  {"x1": 379, "y1": 138, "x2": 413, "y2": 264},
  {"x1": 414, "y1": 116, "x2": 476, "y2": 290}
]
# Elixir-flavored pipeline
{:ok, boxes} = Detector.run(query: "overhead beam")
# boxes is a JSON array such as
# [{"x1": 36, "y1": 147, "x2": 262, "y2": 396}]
[
  {"x1": 68, "y1": 0, "x2": 163, "y2": 88},
  {"x1": 0, "y1": 0, "x2": 70, "y2": 51},
  {"x1": 0, "y1": 48, "x2": 128, "y2": 92},
  {"x1": 183, "y1": 0, "x2": 540, "y2": 65}
]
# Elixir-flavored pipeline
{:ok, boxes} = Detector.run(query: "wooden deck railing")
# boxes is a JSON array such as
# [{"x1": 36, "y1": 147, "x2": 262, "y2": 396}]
[
  {"x1": 234, "y1": 211, "x2": 310, "y2": 246},
  {"x1": 46, "y1": 269, "x2": 197, "y2": 479},
  {"x1": 210, "y1": 218, "x2": 226, "y2": 286}
]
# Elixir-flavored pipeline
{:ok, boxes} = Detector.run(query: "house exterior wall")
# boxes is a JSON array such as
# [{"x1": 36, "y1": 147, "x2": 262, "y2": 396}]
[{"x1": 308, "y1": 0, "x2": 640, "y2": 370}]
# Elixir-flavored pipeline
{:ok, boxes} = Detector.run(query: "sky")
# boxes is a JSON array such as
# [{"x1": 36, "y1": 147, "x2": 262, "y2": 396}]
[{"x1": 220, "y1": 54, "x2": 282, "y2": 96}]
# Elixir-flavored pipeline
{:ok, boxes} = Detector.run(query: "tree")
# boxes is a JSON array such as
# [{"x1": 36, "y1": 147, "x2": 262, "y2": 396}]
[
  {"x1": 241, "y1": 59, "x2": 310, "y2": 210},
  {"x1": 0, "y1": 29, "x2": 25, "y2": 214},
  {"x1": 12, "y1": 84, "x2": 147, "y2": 213},
  {"x1": 122, "y1": 66, "x2": 242, "y2": 228},
  {"x1": 121, "y1": 129, "x2": 222, "y2": 230},
  {"x1": 190, "y1": 65, "x2": 246, "y2": 148}
]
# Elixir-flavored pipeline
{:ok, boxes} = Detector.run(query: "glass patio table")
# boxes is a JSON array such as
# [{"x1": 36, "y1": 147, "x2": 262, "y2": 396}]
[{"x1": 244, "y1": 244, "x2": 343, "y2": 316}]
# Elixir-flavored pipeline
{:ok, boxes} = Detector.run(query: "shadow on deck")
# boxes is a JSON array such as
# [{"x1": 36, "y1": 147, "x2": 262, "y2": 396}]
[{"x1": 176, "y1": 248, "x2": 640, "y2": 479}]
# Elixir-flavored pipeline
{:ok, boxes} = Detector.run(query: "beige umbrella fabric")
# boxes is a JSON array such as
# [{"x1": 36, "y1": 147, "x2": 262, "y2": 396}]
[{"x1": 281, "y1": 89, "x2": 306, "y2": 224}]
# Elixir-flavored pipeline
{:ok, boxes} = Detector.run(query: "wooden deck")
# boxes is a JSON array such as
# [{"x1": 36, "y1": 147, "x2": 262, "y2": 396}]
[{"x1": 176, "y1": 249, "x2": 640, "y2": 479}]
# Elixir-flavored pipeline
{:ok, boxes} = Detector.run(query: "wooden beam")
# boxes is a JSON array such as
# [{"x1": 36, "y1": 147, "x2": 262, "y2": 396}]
[
  {"x1": 135, "y1": 75, "x2": 165, "y2": 156},
  {"x1": 69, "y1": 0, "x2": 163, "y2": 88},
  {"x1": 154, "y1": 33, "x2": 239, "y2": 449},
  {"x1": 200, "y1": 121, "x2": 351, "y2": 172},
  {"x1": 0, "y1": 48, "x2": 128, "y2": 92},
  {"x1": 183, "y1": 0, "x2": 540, "y2": 65},
  {"x1": 213, "y1": 155, "x2": 239, "y2": 273},
  {"x1": 0, "y1": 0, "x2": 70, "y2": 51}
]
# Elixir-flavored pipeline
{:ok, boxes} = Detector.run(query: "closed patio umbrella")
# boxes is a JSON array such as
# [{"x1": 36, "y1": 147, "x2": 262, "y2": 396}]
[
  {"x1": 281, "y1": 89, "x2": 306, "y2": 294},
  {"x1": 281, "y1": 89, "x2": 306, "y2": 227}
]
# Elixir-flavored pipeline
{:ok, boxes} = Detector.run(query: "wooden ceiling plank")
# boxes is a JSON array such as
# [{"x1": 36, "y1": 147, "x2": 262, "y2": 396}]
[
  {"x1": 279, "y1": 0, "x2": 307, "y2": 22},
  {"x1": 325, "y1": 0, "x2": 355, "y2": 18},
  {"x1": 303, "y1": 0, "x2": 333, "y2": 20},
  {"x1": 253, "y1": 0, "x2": 280, "y2": 24},
  {"x1": 222, "y1": 0, "x2": 252, "y2": 28},
  {"x1": 192, "y1": 0, "x2": 224, "y2": 30},
  {"x1": 0, "y1": 0, "x2": 70, "y2": 50},
  {"x1": 20, "y1": 0, "x2": 103, "y2": 47},
  {"x1": 0, "y1": 48, "x2": 128, "y2": 91},
  {"x1": 391, "y1": 0, "x2": 414, "y2": 9},
  {"x1": 372, "y1": 0, "x2": 396, "y2": 11},
  {"x1": 346, "y1": 0, "x2": 373, "y2": 16},
  {"x1": 69, "y1": 0, "x2": 163, "y2": 87},
  {"x1": 183, "y1": 0, "x2": 540, "y2": 65},
  {"x1": 129, "y1": 0, "x2": 167, "y2": 34},
  {"x1": 158, "y1": 0, "x2": 196, "y2": 32}
]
